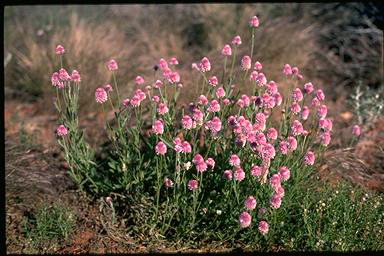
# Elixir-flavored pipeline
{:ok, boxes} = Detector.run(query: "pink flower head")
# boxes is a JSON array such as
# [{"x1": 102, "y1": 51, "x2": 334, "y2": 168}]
[
  {"x1": 229, "y1": 154, "x2": 241, "y2": 167},
  {"x1": 222, "y1": 44, "x2": 232, "y2": 56},
  {"x1": 193, "y1": 154, "x2": 204, "y2": 164},
  {"x1": 123, "y1": 98, "x2": 130, "y2": 107},
  {"x1": 206, "y1": 158, "x2": 215, "y2": 169},
  {"x1": 208, "y1": 76, "x2": 219, "y2": 86},
  {"x1": 273, "y1": 93, "x2": 283, "y2": 106},
  {"x1": 158, "y1": 103, "x2": 169, "y2": 115},
  {"x1": 267, "y1": 128, "x2": 278, "y2": 141},
  {"x1": 208, "y1": 100, "x2": 221, "y2": 113},
  {"x1": 267, "y1": 81, "x2": 278, "y2": 95},
  {"x1": 287, "y1": 136, "x2": 298, "y2": 151},
  {"x1": 292, "y1": 88, "x2": 303, "y2": 102},
  {"x1": 135, "y1": 76, "x2": 145, "y2": 85},
  {"x1": 95, "y1": 88, "x2": 108, "y2": 103},
  {"x1": 304, "y1": 82, "x2": 314, "y2": 94},
  {"x1": 241, "y1": 94, "x2": 250, "y2": 107},
  {"x1": 152, "y1": 120, "x2": 164, "y2": 135},
  {"x1": 262, "y1": 93, "x2": 275, "y2": 109},
  {"x1": 223, "y1": 170, "x2": 233, "y2": 181},
  {"x1": 291, "y1": 120, "x2": 304, "y2": 136},
  {"x1": 135, "y1": 89, "x2": 146, "y2": 101},
  {"x1": 239, "y1": 211, "x2": 252, "y2": 228},
  {"x1": 216, "y1": 87, "x2": 226, "y2": 98},
  {"x1": 270, "y1": 194, "x2": 282, "y2": 209},
  {"x1": 107, "y1": 59, "x2": 118, "y2": 71},
  {"x1": 302, "y1": 106, "x2": 310, "y2": 120},
  {"x1": 152, "y1": 95, "x2": 160, "y2": 103},
  {"x1": 270, "y1": 174, "x2": 281, "y2": 189},
  {"x1": 153, "y1": 80, "x2": 163, "y2": 89},
  {"x1": 279, "y1": 140, "x2": 289, "y2": 155},
  {"x1": 71, "y1": 70, "x2": 81, "y2": 82},
  {"x1": 260, "y1": 143, "x2": 276, "y2": 160},
  {"x1": 168, "y1": 71, "x2": 180, "y2": 84},
  {"x1": 169, "y1": 57, "x2": 179, "y2": 65},
  {"x1": 182, "y1": 115, "x2": 193, "y2": 130},
  {"x1": 198, "y1": 95, "x2": 209, "y2": 106},
  {"x1": 316, "y1": 89, "x2": 325, "y2": 101},
  {"x1": 232, "y1": 35, "x2": 242, "y2": 46},
  {"x1": 164, "y1": 177, "x2": 174, "y2": 188},
  {"x1": 254, "y1": 61, "x2": 263, "y2": 71},
  {"x1": 182, "y1": 141, "x2": 192, "y2": 153},
  {"x1": 245, "y1": 196, "x2": 257, "y2": 210},
  {"x1": 55, "y1": 45, "x2": 65, "y2": 55},
  {"x1": 51, "y1": 72, "x2": 64, "y2": 88},
  {"x1": 208, "y1": 117, "x2": 222, "y2": 133},
  {"x1": 256, "y1": 73, "x2": 267, "y2": 86},
  {"x1": 319, "y1": 131, "x2": 331, "y2": 146},
  {"x1": 241, "y1": 55, "x2": 252, "y2": 71},
  {"x1": 235, "y1": 134, "x2": 247, "y2": 148},
  {"x1": 283, "y1": 64, "x2": 292, "y2": 75},
  {"x1": 237, "y1": 99, "x2": 245, "y2": 109},
  {"x1": 275, "y1": 186, "x2": 285, "y2": 198},
  {"x1": 103, "y1": 84, "x2": 112, "y2": 93},
  {"x1": 196, "y1": 160, "x2": 208, "y2": 173},
  {"x1": 174, "y1": 137, "x2": 183, "y2": 153},
  {"x1": 56, "y1": 124, "x2": 68, "y2": 136},
  {"x1": 304, "y1": 151, "x2": 315, "y2": 165},
  {"x1": 278, "y1": 166, "x2": 291, "y2": 181},
  {"x1": 250, "y1": 70, "x2": 258, "y2": 81},
  {"x1": 192, "y1": 108, "x2": 204, "y2": 123},
  {"x1": 352, "y1": 125, "x2": 361, "y2": 137},
  {"x1": 251, "y1": 165, "x2": 263, "y2": 177},
  {"x1": 317, "y1": 104, "x2": 328, "y2": 119},
  {"x1": 312, "y1": 97, "x2": 320, "y2": 107},
  {"x1": 130, "y1": 95, "x2": 141, "y2": 107},
  {"x1": 199, "y1": 57, "x2": 211, "y2": 72},
  {"x1": 155, "y1": 141, "x2": 167, "y2": 155},
  {"x1": 249, "y1": 15, "x2": 259, "y2": 27},
  {"x1": 291, "y1": 102, "x2": 301, "y2": 115},
  {"x1": 188, "y1": 179, "x2": 199, "y2": 190},
  {"x1": 291, "y1": 66, "x2": 299, "y2": 75},
  {"x1": 59, "y1": 68, "x2": 71, "y2": 81},
  {"x1": 159, "y1": 58, "x2": 168, "y2": 70},
  {"x1": 258, "y1": 221, "x2": 269, "y2": 235}
]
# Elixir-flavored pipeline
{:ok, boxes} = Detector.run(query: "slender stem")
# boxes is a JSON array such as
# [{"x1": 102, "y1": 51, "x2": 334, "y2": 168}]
[
  {"x1": 250, "y1": 28, "x2": 255, "y2": 61},
  {"x1": 229, "y1": 46, "x2": 238, "y2": 82},
  {"x1": 112, "y1": 71, "x2": 121, "y2": 105}
]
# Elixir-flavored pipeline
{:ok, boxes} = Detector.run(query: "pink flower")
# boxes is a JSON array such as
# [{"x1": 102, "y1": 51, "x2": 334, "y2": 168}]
[
  {"x1": 304, "y1": 151, "x2": 315, "y2": 165},
  {"x1": 159, "y1": 58, "x2": 168, "y2": 70},
  {"x1": 223, "y1": 170, "x2": 233, "y2": 181},
  {"x1": 95, "y1": 88, "x2": 108, "y2": 103},
  {"x1": 256, "y1": 73, "x2": 267, "y2": 86},
  {"x1": 198, "y1": 95, "x2": 209, "y2": 106},
  {"x1": 223, "y1": 98, "x2": 231, "y2": 105},
  {"x1": 258, "y1": 220, "x2": 269, "y2": 235},
  {"x1": 267, "y1": 128, "x2": 278, "y2": 141},
  {"x1": 250, "y1": 70, "x2": 258, "y2": 81},
  {"x1": 174, "y1": 138, "x2": 183, "y2": 153},
  {"x1": 222, "y1": 44, "x2": 232, "y2": 56},
  {"x1": 287, "y1": 136, "x2": 298, "y2": 151},
  {"x1": 312, "y1": 97, "x2": 320, "y2": 107},
  {"x1": 273, "y1": 93, "x2": 283, "y2": 106},
  {"x1": 55, "y1": 45, "x2": 65, "y2": 55},
  {"x1": 182, "y1": 115, "x2": 193, "y2": 130},
  {"x1": 188, "y1": 179, "x2": 198, "y2": 190},
  {"x1": 208, "y1": 76, "x2": 219, "y2": 86},
  {"x1": 304, "y1": 82, "x2": 314, "y2": 94},
  {"x1": 192, "y1": 108, "x2": 204, "y2": 123},
  {"x1": 249, "y1": 15, "x2": 259, "y2": 27},
  {"x1": 155, "y1": 141, "x2": 167, "y2": 155},
  {"x1": 237, "y1": 99, "x2": 245, "y2": 108},
  {"x1": 152, "y1": 95, "x2": 160, "y2": 103},
  {"x1": 266, "y1": 81, "x2": 278, "y2": 95},
  {"x1": 206, "y1": 158, "x2": 215, "y2": 169},
  {"x1": 208, "y1": 100, "x2": 221, "y2": 113},
  {"x1": 135, "y1": 89, "x2": 146, "y2": 101},
  {"x1": 235, "y1": 168, "x2": 245, "y2": 181},
  {"x1": 123, "y1": 98, "x2": 130, "y2": 107},
  {"x1": 196, "y1": 161, "x2": 208, "y2": 173},
  {"x1": 164, "y1": 177, "x2": 174, "y2": 188},
  {"x1": 316, "y1": 89, "x2": 325, "y2": 101},
  {"x1": 239, "y1": 211, "x2": 252, "y2": 228},
  {"x1": 168, "y1": 71, "x2": 180, "y2": 84},
  {"x1": 71, "y1": 70, "x2": 81, "y2": 82},
  {"x1": 251, "y1": 165, "x2": 263, "y2": 177},
  {"x1": 302, "y1": 106, "x2": 310, "y2": 120},
  {"x1": 278, "y1": 167, "x2": 291, "y2": 181},
  {"x1": 317, "y1": 104, "x2": 328, "y2": 119},
  {"x1": 158, "y1": 103, "x2": 169, "y2": 115},
  {"x1": 135, "y1": 76, "x2": 145, "y2": 85},
  {"x1": 254, "y1": 61, "x2": 263, "y2": 71},
  {"x1": 283, "y1": 64, "x2": 292, "y2": 75},
  {"x1": 153, "y1": 80, "x2": 163, "y2": 89},
  {"x1": 229, "y1": 154, "x2": 241, "y2": 167},
  {"x1": 241, "y1": 55, "x2": 252, "y2": 70},
  {"x1": 279, "y1": 141, "x2": 289, "y2": 155},
  {"x1": 291, "y1": 120, "x2": 304, "y2": 136},
  {"x1": 245, "y1": 196, "x2": 257, "y2": 210},
  {"x1": 291, "y1": 102, "x2": 301, "y2": 114},
  {"x1": 232, "y1": 35, "x2": 242, "y2": 45},
  {"x1": 270, "y1": 174, "x2": 281, "y2": 189},
  {"x1": 193, "y1": 154, "x2": 204, "y2": 164},
  {"x1": 199, "y1": 57, "x2": 211, "y2": 72},
  {"x1": 319, "y1": 131, "x2": 331, "y2": 146},
  {"x1": 59, "y1": 68, "x2": 71, "y2": 81},
  {"x1": 56, "y1": 124, "x2": 68, "y2": 136},
  {"x1": 208, "y1": 117, "x2": 222, "y2": 133},
  {"x1": 130, "y1": 95, "x2": 141, "y2": 107},
  {"x1": 51, "y1": 72, "x2": 64, "y2": 88},
  {"x1": 169, "y1": 57, "x2": 179, "y2": 65},
  {"x1": 270, "y1": 194, "x2": 282, "y2": 209},
  {"x1": 182, "y1": 141, "x2": 192, "y2": 153},
  {"x1": 260, "y1": 143, "x2": 276, "y2": 160},
  {"x1": 292, "y1": 88, "x2": 303, "y2": 102},
  {"x1": 352, "y1": 125, "x2": 361, "y2": 136},
  {"x1": 262, "y1": 93, "x2": 275, "y2": 109},
  {"x1": 107, "y1": 59, "x2": 118, "y2": 71},
  {"x1": 152, "y1": 120, "x2": 164, "y2": 135},
  {"x1": 235, "y1": 134, "x2": 247, "y2": 147},
  {"x1": 241, "y1": 94, "x2": 250, "y2": 107},
  {"x1": 216, "y1": 87, "x2": 226, "y2": 98},
  {"x1": 292, "y1": 67, "x2": 299, "y2": 75},
  {"x1": 104, "y1": 84, "x2": 112, "y2": 92},
  {"x1": 275, "y1": 186, "x2": 285, "y2": 198}
]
